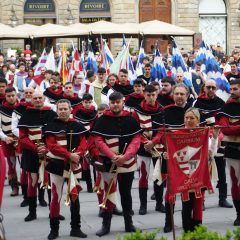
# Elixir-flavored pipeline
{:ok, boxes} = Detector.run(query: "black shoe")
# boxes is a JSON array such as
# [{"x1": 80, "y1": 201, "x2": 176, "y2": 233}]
[
  {"x1": 139, "y1": 206, "x2": 147, "y2": 215},
  {"x1": 163, "y1": 225, "x2": 172, "y2": 233},
  {"x1": 155, "y1": 203, "x2": 166, "y2": 213},
  {"x1": 48, "y1": 230, "x2": 59, "y2": 240},
  {"x1": 234, "y1": 216, "x2": 240, "y2": 226},
  {"x1": 125, "y1": 224, "x2": 137, "y2": 233},
  {"x1": 150, "y1": 193, "x2": 156, "y2": 200},
  {"x1": 58, "y1": 214, "x2": 65, "y2": 221},
  {"x1": 87, "y1": 186, "x2": 93, "y2": 193},
  {"x1": 24, "y1": 212, "x2": 37, "y2": 222},
  {"x1": 20, "y1": 199, "x2": 29, "y2": 207},
  {"x1": 39, "y1": 199, "x2": 48, "y2": 207},
  {"x1": 70, "y1": 229, "x2": 87, "y2": 238},
  {"x1": 219, "y1": 200, "x2": 233, "y2": 208},
  {"x1": 112, "y1": 207, "x2": 123, "y2": 216}
]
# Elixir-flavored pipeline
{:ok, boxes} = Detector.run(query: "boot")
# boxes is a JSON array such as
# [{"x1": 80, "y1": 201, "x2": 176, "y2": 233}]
[
  {"x1": 163, "y1": 202, "x2": 174, "y2": 233},
  {"x1": 233, "y1": 200, "x2": 240, "y2": 226},
  {"x1": 192, "y1": 220, "x2": 202, "y2": 231},
  {"x1": 10, "y1": 178, "x2": 19, "y2": 197},
  {"x1": 38, "y1": 184, "x2": 47, "y2": 207},
  {"x1": 154, "y1": 182, "x2": 165, "y2": 213},
  {"x1": 112, "y1": 206, "x2": 123, "y2": 216},
  {"x1": 70, "y1": 198, "x2": 87, "y2": 238},
  {"x1": 150, "y1": 193, "x2": 156, "y2": 200},
  {"x1": 24, "y1": 197, "x2": 37, "y2": 221},
  {"x1": 20, "y1": 184, "x2": 28, "y2": 207},
  {"x1": 218, "y1": 183, "x2": 233, "y2": 208},
  {"x1": 96, "y1": 212, "x2": 112, "y2": 237},
  {"x1": 123, "y1": 211, "x2": 137, "y2": 232},
  {"x1": 182, "y1": 208, "x2": 193, "y2": 232},
  {"x1": 48, "y1": 218, "x2": 59, "y2": 240},
  {"x1": 139, "y1": 188, "x2": 147, "y2": 215}
]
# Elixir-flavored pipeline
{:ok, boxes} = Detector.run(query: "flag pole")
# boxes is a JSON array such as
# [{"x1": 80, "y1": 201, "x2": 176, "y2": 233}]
[{"x1": 162, "y1": 108, "x2": 176, "y2": 240}]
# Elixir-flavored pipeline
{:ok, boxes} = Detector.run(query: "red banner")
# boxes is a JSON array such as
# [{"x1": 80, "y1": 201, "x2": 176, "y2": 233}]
[{"x1": 166, "y1": 128, "x2": 213, "y2": 202}]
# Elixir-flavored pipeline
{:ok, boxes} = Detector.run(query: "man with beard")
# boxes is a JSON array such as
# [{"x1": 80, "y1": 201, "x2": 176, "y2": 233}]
[
  {"x1": 18, "y1": 92, "x2": 56, "y2": 221},
  {"x1": 124, "y1": 78, "x2": 145, "y2": 112},
  {"x1": 156, "y1": 76, "x2": 175, "y2": 106},
  {"x1": 0, "y1": 87, "x2": 19, "y2": 196},
  {"x1": 107, "y1": 69, "x2": 134, "y2": 102},
  {"x1": 44, "y1": 76, "x2": 63, "y2": 107},
  {"x1": 132, "y1": 85, "x2": 165, "y2": 215},
  {"x1": 193, "y1": 79, "x2": 232, "y2": 208},
  {"x1": 63, "y1": 82, "x2": 82, "y2": 111},
  {"x1": 154, "y1": 83, "x2": 191, "y2": 233},
  {"x1": 12, "y1": 87, "x2": 35, "y2": 206},
  {"x1": 73, "y1": 93, "x2": 97, "y2": 193},
  {"x1": 45, "y1": 99, "x2": 88, "y2": 239},
  {"x1": 92, "y1": 92, "x2": 141, "y2": 236},
  {"x1": 0, "y1": 78, "x2": 7, "y2": 105},
  {"x1": 217, "y1": 79, "x2": 240, "y2": 226}
]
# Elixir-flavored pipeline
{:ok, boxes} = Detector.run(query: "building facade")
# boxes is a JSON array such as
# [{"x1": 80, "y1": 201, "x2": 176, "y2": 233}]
[{"x1": 0, "y1": 0, "x2": 239, "y2": 55}]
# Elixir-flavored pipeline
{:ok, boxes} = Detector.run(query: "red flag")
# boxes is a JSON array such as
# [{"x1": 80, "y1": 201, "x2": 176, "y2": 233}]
[
  {"x1": 166, "y1": 128, "x2": 213, "y2": 203},
  {"x1": 68, "y1": 49, "x2": 83, "y2": 83},
  {"x1": 0, "y1": 145, "x2": 6, "y2": 208}
]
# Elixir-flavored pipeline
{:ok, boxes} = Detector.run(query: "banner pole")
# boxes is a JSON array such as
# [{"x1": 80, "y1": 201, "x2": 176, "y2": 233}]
[{"x1": 162, "y1": 109, "x2": 176, "y2": 240}]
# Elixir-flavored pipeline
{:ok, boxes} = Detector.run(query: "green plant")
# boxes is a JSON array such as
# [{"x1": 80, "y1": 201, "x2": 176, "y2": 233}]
[{"x1": 117, "y1": 229, "x2": 166, "y2": 240}]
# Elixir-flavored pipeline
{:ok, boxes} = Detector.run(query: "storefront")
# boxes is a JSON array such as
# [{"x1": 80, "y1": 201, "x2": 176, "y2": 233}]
[{"x1": 24, "y1": 0, "x2": 57, "y2": 52}]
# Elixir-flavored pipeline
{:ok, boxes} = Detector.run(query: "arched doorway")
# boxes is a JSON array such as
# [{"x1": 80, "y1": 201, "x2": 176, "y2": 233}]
[
  {"x1": 199, "y1": 0, "x2": 227, "y2": 52},
  {"x1": 139, "y1": 0, "x2": 171, "y2": 54},
  {"x1": 24, "y1": 0, "x2": 57, "y2": 52}
]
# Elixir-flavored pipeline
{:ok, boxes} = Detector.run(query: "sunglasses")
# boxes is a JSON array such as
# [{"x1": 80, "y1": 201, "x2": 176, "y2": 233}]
[{"x1": 206, "y1": 86, "x2": 216, "y2": 90}]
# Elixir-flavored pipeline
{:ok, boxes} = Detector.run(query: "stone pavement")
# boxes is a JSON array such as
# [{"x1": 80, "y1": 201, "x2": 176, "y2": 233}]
[{"x1": 1, "y1": 173, "x2": 237, "y2": 240}]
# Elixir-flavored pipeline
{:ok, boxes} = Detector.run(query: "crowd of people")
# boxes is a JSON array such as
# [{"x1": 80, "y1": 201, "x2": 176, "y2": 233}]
[{"x1": 0, "y1": 44, "x2": 240, "y2": 240}]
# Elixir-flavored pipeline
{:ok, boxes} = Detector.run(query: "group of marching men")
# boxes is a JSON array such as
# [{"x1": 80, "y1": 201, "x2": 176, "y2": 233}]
[{"x1": 0, "y1": 64, "x2": 240, "y2": 240}]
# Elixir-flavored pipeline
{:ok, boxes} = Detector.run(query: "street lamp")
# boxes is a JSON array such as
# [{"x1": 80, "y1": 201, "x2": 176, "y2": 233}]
[
  {"x1": 10, "y1": 6, "x2": 18, "y2": 27},
  {"x1": 66, "y1": 5, "x2": 75, "y2": 25}
]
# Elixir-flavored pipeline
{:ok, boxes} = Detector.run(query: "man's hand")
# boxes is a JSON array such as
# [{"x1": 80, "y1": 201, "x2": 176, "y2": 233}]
[
  {"x1": 5, "y1": 136, "x2": 14, "y2": 144},
  {"x1": 37, "y1": 145, "x2": 47, "y2": 156},
  {"x1": 144, "y1": 140, "x2": 154, "y2": 152},
  {"x1": 112, "y1": 155, "x2": 125, "y2": 167},
  {"x1": 69, "y1": 152, "x2": 80, "y2": 164}
]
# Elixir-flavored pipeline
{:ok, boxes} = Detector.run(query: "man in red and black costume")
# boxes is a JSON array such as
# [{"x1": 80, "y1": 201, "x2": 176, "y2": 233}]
[
  {"x1": 18, "y1": 92, "x2": 56, "y2": 222},
  {"x1": 124, "y1": 78, "x2": 145, "y2": 112},
  {"x1": 43, "y1": 76, "x2": 63, "y2": 106},
  {"x1": 193, "y1": 79, "x2": 232, "y2": 208},
  {"x1": 217, "y1": 79, "x2": 240, "y2": 226},
  {"x1": 12, "y1": 87, "x2": 35, "y2": 206},
  {"x1": 154, "y1": 83, "x2": 192, "y2": 233},
  {"x1": 63, "y1": 82, "x2": 82, "y2": 111},
  {"x1": 0, "y1": 87, "x2": 19, "y2": 196},
  {"x1": 107, "y1": 69, "x2": 134, "y2": 101},
  {"x1": 73, "y1": 93, "x2": 97, "y2": 193},
  {"x1": 45, "y1": 99, "x2": 88, "y2": 239},
  {"x1": 0, "y1": 78, "x2": 7, "y2": 105},
  {"x1": 92, "y1": 92, "x2": 141, "y2": 237},
  {"x1": 156, "y1": 76, "x2": 175, "y2": 107},
  {"x1": 132, "y1": 85, "x2": 165, "y2": 215}
]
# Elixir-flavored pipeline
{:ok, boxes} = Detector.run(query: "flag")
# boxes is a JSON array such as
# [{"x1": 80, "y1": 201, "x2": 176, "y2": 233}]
[
  {"x1": 166, "y1": 128, "x2": 213, "y2": 203},
  {"x1": 136, "y1": 40, "x2": 145, "y2": 77},
  {"x1": 194, "y1": 40, "x2": 207, "y2": 72},
  {"x1": 0, "y1": 145, "x2": 6, "y2": 208},
  {"x1": 99, "y1": 36, "x2": 114, "y2": 74},
  {"x1": 56, "y1": 44, "x2": 62, "y2": 74},
  {"x1": 45, "y1": 47, "x2": 56, "y2": 72},
  {"x1": 151, "y1": 41, "x2": 167, "y2": 82},
  {"x1": 86, "y1": 41, "x2": 98, "y2": 73},
  {"x1": 67, "y1": 49, "x2": 83, "y2": 82},
  {"x1": 205, "y1": 45, "x2": 230, "y2": 101},
  {"x1": 34, "y1": 48, "x2": 47, "y2": 76},
  {"x1": 69, "y1": 171, "x2": 82, "y2": 203},
  {"x1": 61, "y1": 45, "x2": 69, "y2": 84},
  {"x1": 171, "y1": 39, "x2": 192, "y2": 87}
]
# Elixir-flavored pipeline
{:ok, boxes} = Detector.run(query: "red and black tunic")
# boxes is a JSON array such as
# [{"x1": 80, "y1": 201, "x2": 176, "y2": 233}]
[{"x1": 43, "y1": 87, "x2": 64, "y2": 104}]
